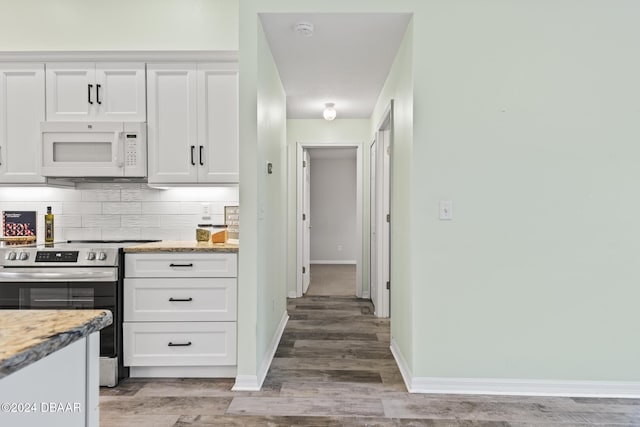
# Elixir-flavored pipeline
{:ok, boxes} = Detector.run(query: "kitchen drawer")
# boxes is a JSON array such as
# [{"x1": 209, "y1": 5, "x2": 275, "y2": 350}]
[
  {"x1": 124, "y1": 278, "x2": 237, "y2": 322},
  {"x1": 125, "y1": 253, "x2": 237, "y2": 278},
  {"x1": 123, "y1": 322, "x2": 236, "y2": 367}
]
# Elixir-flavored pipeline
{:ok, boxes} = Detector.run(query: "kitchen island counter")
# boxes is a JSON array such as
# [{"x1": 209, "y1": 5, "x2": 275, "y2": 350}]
[
  {"x1": 0, "y1": 309, "x2": 111, "y2": 427},
  {"x1": 124, "y1": 240, "x2": 239, "y2": 253},
  {"x1": 0, "y1": 309, "x2": 112, "y2": 379}
]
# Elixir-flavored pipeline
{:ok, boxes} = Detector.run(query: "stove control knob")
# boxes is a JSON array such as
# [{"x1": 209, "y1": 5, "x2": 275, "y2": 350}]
[
  {"x1": 18, "y1": 252, "x2": 29, "y2": 261},
  {"x1": 6, "y1": 251, "x2": 17, "y2": 260},
  {"x1": 86, "y1": 252, "x2": 96, "y2": 261},
  {"x1": 97, "y1": 252, "x2": 107, "y2": 261}
]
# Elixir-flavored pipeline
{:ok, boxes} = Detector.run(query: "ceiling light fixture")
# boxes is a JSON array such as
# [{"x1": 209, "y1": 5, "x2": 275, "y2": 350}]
[
  {"x1": 323, "y1": 103, "x2": 337, "y2": 121},
  {"x1": 294, "y1": 22, "x2": 314, "y2": 37}
]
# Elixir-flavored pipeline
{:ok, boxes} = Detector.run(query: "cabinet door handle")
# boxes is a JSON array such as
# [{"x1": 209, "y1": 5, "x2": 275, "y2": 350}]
[
  {"x1": 190, "y1": 146, "x2": 196, "y2": 165},
  {"x1": 88, "y1": 84, "x2": 93, "y2": 104},
  {"x1": 199, "y1": 145, "x2": 204, "y2": 166},
  {"x1": 169, "y1": 263, "x2": 193, "y2": 268},
  {"x1": 169, "y1": 297, "x2": 193, "y2": 302},
  {"x1": 96, "y1": 84, "x2": 102, "y2": 105},
  {"x1": 168, "y1": 341, "x2": 192, "y2": 347}
]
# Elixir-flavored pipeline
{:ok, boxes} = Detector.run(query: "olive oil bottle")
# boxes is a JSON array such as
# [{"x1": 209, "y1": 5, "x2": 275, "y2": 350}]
[{"x1": 45, "y1": 206, "x2": 54, "y2": 244}]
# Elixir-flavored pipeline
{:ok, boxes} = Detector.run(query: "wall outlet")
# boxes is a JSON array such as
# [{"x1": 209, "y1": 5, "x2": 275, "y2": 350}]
[{"x1": 201, "y1": 203, "x2": 211, "y2": 219}]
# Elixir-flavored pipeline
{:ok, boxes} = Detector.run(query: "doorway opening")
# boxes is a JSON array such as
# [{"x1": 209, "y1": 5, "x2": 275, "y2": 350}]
[{"x1": 296, "y1": 143, "x2": 363, "y2": 298}]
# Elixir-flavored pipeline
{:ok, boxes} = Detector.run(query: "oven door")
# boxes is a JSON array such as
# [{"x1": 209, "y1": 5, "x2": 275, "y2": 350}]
[{"x1": 0, "y1": 267, "x2": 118, "y2": 357}]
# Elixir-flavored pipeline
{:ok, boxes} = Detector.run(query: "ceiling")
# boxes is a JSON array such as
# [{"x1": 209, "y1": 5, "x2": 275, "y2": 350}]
[{"x1": 259, "y1": 13, "x2": 412, "y2": 120}]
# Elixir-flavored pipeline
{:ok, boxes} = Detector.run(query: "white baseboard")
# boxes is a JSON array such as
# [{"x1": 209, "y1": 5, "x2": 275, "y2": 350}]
[
  {"x1": 390, "y1": 338, "x2": 412, "y2": 392},
  {"x1": 410, "y1": 377, "x2": 640, "y2": 398},
  {"x1": 257, "y1": 310, "x2": 289, "y2": 388},
  {"x1": 310, "y1": 260, "x2": 356, "y2": 265},
  {"x1": 390, "y1": 339, "x2": 640, "y2": 398},
  {"x1": 232, "y1": 375, "x2": 260, "y2": 391},
  {"x1": 361, "y1": 291, "x2": 370, "y2": 299},
  {"x1": 287, "y1": 290, "x2": 298, "y2": 298},
  {"x1": 130, "y1": 366, "x2": 236, "y2": 378},
  {"x1": 232, "y1": 312, "x2": 288, "y2": 392}
]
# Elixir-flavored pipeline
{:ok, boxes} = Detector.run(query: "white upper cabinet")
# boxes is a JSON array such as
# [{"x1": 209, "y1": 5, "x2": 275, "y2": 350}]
[
  {"x1": 0, "y1": 63, "x2": 46, "y2": 184},
  {"x1": 146, "y1": 63, "x2": 199, "y2": 183},
  {"x1": 197, "y1": 63, "x2": 239, "y2": 184},
  {"x1": 147, "y1": 62, "x2": 238, "y2": 185},
  {"x1": 46, "y1": 62, "x2": 146, "y2": 122}
]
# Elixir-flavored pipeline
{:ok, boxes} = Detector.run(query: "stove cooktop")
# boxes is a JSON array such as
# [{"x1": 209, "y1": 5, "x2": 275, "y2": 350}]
[{"x1": 0, "y1": 240, "x2": 160, "y2": 267}]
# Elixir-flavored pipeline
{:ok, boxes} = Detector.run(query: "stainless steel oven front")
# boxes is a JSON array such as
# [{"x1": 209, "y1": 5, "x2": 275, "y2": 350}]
[
  {"x1": 0, "y1": 244, "x2": 124, "y2": 387},
  {"x1": 0, "y1": 267, "x2": 118, "y2": 355}
]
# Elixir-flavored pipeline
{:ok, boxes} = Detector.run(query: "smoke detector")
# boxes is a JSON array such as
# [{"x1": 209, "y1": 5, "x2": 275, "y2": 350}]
[{"x1": 294, "y1": 22, "x2": 314, "y2": 37}]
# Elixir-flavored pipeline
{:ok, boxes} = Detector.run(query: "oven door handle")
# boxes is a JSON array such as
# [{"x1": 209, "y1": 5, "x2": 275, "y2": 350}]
[
  {"x1": 0, "y1": 269, "x2": 117, "y2": 282},
  {"x1": 32, "y1": 298, "x2": 95, "y2": 303}
]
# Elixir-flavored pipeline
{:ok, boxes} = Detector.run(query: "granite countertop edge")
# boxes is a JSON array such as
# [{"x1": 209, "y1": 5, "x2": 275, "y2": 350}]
[
  {"x1": 124, "y1": 240, "x2": 239, "y2": 253},
  {"x1": 0, "y1": 310, "x2": 112, "y2": 379}
]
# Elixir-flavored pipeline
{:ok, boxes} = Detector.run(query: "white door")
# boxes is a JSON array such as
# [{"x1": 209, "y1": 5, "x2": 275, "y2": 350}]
[
  {"x1": 95, "y1": 62, "x2": 146, "y2": 121},
  {"x1": 146, "y1": 63, "x2": 199, "y2": 184},
  {"x1": 302, "y1": 149, "x2": 311, "y2": 294},
  {"x1": 0, "y1": 63, "x2": 46, "y2": 184},
  {"x1": 381, "y1": 129, "x2": 391, "y2": 317},
  {"x1": 45, "y1": 62, "x2": 96, "y2": 121},
  {"x1": 197, "y1": 63, "x2": 239, "y2": 183},
  {"x1": 369, "y1": 139, "x2": 378, "y2": 309}
]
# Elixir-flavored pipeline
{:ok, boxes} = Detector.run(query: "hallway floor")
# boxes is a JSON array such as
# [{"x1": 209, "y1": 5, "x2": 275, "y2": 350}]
[
  {"x1": 100, "y1": 271, "x2": 640, "y2": 426},
  {"x1": 307, "y1": 264, "x2": 356, "y2": 296}
]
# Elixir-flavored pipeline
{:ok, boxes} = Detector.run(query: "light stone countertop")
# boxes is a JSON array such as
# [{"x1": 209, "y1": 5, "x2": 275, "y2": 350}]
[
  {"x1": 0, "y1": 310, "x2": 112, "y2": 379},
  {"x1": 124, "y1": 240, "x2": 239, "y2": 253}
]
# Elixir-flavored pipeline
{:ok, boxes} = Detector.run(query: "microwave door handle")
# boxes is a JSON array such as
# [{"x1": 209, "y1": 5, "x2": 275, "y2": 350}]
[{"x1": 114, "y1": 131, "x2": 124, "y2": 168}]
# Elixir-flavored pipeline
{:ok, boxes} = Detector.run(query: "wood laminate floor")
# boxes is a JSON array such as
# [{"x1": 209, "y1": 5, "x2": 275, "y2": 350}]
[{"x1": 101, "y1": 290, "x2": 640, "y2": 426}]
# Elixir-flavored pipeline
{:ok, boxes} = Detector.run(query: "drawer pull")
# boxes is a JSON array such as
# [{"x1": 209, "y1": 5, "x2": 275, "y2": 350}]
[
  {"x1": 168, "y1": 341, "x2": 192, "y2": 347},
  {"x1": 169, "y1": 263, "x2": 194, "y2": 268},
  {"x1": 169, "y1": 297, "x2": 193, "y2": 302}
]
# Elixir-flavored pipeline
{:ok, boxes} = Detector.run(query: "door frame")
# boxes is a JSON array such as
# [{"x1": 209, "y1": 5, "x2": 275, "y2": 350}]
[
  {"x1": 295, "y1": 141, "x2": 363, "y2": 298},
  {"x1": 371, "y1": 100, "x2": 393, "y2": 318}
]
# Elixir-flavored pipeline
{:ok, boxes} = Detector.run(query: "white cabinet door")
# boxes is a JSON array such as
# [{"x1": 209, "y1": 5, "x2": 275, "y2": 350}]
[
  {"x1": 46, "y1": 62, "x2": 145, "y2": 121},
  {"x1": 95, "y1": 62, "x2": 146, "y2": 121},
  {"x1": 124, "y1": 322, "x2": 236, "y2": 366},
  {"x1": 147, "y1": 64, "x2": 198, "y2": 184},
  {"x1": 0, "y1": 63, "x2": 46, "y2": 184},
  {"x1": 124, "y1": 278, "x2": 237, "y2": 322},
  {"x1": 125, "y1": 253, "x2": 237, "y2": 278},
  {"x1": 197, "y1": 63, "x2": 239, "y2": 183},
  {"x1": 45, "y1": 62, "x2": 95, "y2": 121}
]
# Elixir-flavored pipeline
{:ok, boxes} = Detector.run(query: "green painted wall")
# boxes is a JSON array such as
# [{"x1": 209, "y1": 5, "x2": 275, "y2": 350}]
[
  {"x1": 412, "y1": 0, "x2": 640, "y2": 381},
  {"x1": 255, "y1": 21, "x2": 288, "y2": 375},
  {"x1": 0, "y1": 0, "x2": 238, "y2": 51},
  {"x1": 286, "y1": 119, "x2": 370, "y2": 297}
]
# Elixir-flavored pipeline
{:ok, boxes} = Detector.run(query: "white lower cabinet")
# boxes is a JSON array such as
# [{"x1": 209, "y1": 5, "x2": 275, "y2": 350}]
[
  {"x1": 123, "y1": 322, "x2": 236, "y2": 366},
  {"x1": 123, "y1": 252, "x2": 237, "y2": 378}
]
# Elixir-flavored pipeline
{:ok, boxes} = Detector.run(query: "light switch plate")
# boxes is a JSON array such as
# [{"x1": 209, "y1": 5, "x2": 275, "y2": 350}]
[{"x1": 439, "y1": 200, "x2": 453, "y2": 220}]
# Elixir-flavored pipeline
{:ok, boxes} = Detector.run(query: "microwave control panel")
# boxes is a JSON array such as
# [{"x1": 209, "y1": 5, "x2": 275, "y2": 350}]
[{"x1": 125, "y1": 134, "x2": 138, "y2": 167}]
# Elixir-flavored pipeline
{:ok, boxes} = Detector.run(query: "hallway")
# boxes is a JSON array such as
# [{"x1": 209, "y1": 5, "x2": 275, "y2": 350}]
[{"x1": 100, "y1": 289, "x2": 640, "y2": 426}]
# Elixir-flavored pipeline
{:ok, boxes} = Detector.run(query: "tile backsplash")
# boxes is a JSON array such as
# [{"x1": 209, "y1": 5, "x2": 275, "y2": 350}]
[{"x1": 0, "y1": 183, "x2": 238, "y2": 243}]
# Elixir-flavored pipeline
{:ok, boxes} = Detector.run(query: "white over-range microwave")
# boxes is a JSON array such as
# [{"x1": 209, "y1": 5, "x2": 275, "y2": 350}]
[{"x1": 40, "y1": 122, "x2": 146, "y2": 178}]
